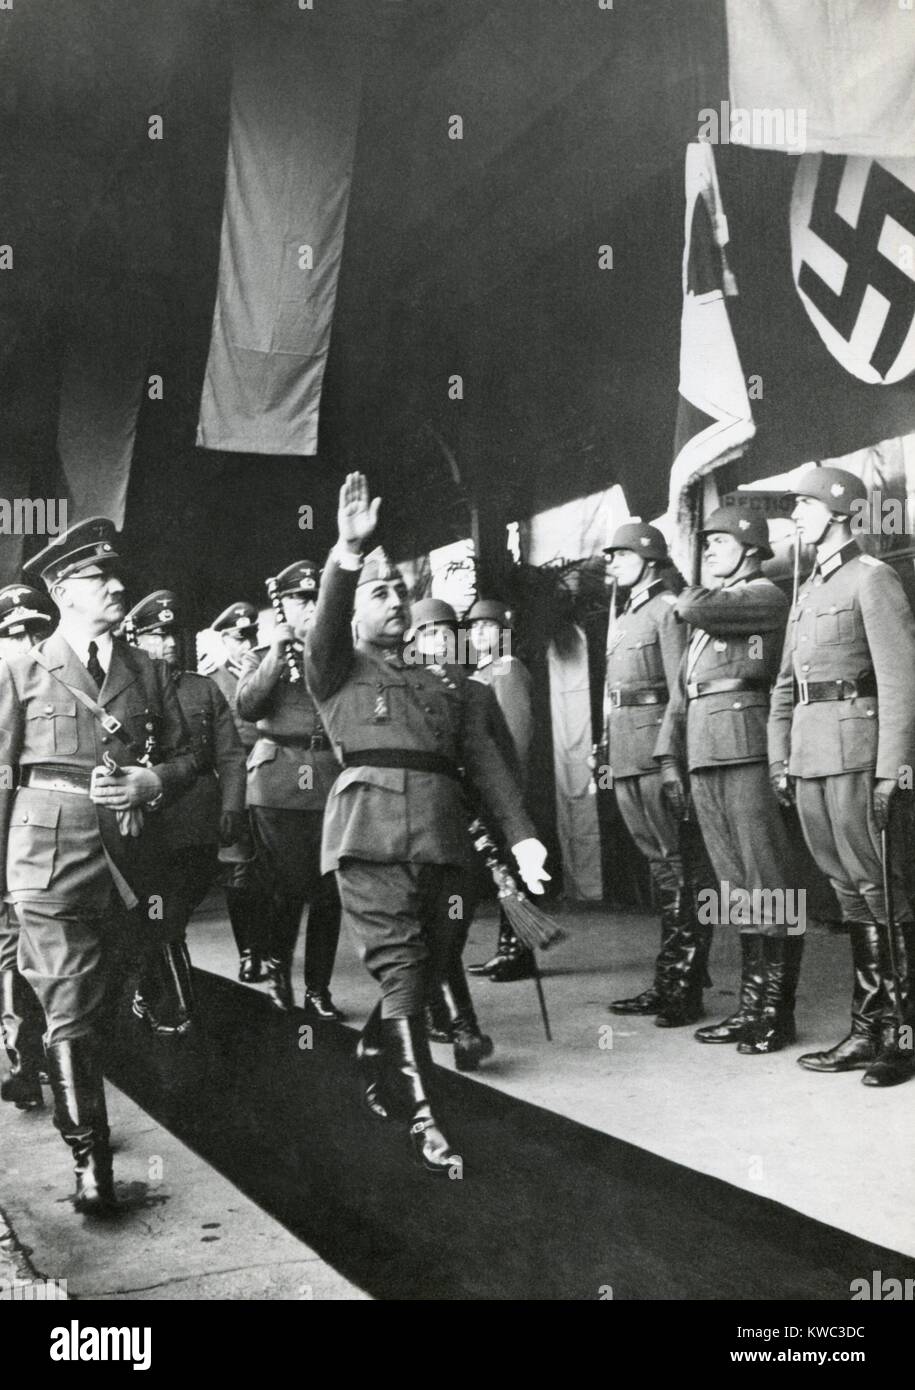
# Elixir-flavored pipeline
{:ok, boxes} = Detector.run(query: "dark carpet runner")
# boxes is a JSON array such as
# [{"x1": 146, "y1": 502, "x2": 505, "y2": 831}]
[{"x1": 104, "y1": 970, "x2": 915, "y2": 1301}]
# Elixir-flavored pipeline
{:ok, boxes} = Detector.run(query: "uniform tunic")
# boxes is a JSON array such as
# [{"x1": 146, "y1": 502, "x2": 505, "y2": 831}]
[
  {"x1": 604, "y1": 580, "x2": 686, "y2": 894},
  {"x1": 0, "y1": 632, "x2": 195, "y2": 1042},
  {"x1": 305, "y1": 555, "x2": 533, "y2": 1015},
  {"x1": 768, "y1": 544, "x2": 915, "y2": 925},
  {"x1": 657, "y1": 572, "x2": 796, "y2": 932}
]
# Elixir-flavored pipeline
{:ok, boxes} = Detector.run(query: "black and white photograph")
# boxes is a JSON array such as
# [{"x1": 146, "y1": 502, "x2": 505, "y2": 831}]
[{"x1": 1, "y1": 0, "x2": 915, "y2": 1341}]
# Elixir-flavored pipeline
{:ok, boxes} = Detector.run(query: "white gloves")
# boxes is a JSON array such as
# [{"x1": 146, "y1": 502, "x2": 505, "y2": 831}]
[{"x1": 511, "y1": 838, "x2": 551, "y2": 895}]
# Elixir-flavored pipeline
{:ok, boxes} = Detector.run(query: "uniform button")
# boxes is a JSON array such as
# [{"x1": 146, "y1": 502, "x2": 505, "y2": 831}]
[
  {"x1": 45, "y1": 704, "x2": 54, "y2": 714},
  {"x1": 21, "y1": 813, "x2": 28, "y2": 824},
  {"x1": 101, "y1": 736, "x2": 110, "y2": 744},
  {"x1": 733, "y1": 701, "x2": 743, "y2": 709},
  {"x1": 801, "y1": 663, "x2": 810, "y2": 672},
  {"x1": 867, "y1": 710, "x2": 875, "y2": 718}
]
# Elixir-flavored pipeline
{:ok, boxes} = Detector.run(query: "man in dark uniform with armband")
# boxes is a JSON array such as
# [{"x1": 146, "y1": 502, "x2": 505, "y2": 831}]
[
  {"x1": 0, "y1": 519, "x2": 195, "y2": 1212},
  {"x1": 210, "y1": 602, "x2": 265, "y2": 982},
  {"x1": 236, "y1": 562, "x2": 344, "y2": 1020},
  {"x1": 598, "y1": 522, "x2": 694, "y2": 1024},
  {"x1": 769, "y1": 467, "x2": 915, "y2": 1086},
  {"x1": 122, "y1": 589, "x2": 247, "y2": 1034},
  {"x1": 658, "y1": 508, "x2": 803, "y2": 1053},
  {"x1": 305, "y1": 474, "x2": 548, "y2": 1174},
  {"x1": 0, "y1": 584, "x2": 54, "y2": 1109}
]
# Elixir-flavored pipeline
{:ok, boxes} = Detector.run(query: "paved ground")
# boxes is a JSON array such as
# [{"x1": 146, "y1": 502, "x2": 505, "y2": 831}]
[{"x1": 1, "y1": 893, "x2": 912, "y2": 1301}]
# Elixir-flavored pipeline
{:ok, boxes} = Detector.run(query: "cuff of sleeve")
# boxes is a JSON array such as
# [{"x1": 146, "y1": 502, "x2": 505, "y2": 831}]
[{"x1": 333, "y1": 541, "x2": 363, "y2": 572}]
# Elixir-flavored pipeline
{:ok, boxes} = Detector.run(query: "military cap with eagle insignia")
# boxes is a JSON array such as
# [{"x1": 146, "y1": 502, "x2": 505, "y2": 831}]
[
  {"x1": 23, "y1": 515, "x2": 120, "y2": 588},
  {"x1": 356, "y1": 547, "x2": 403, "y2": 587},
  {"x1": 0, "y1": 583, "x2": 54, "y2": 637},
  {"x1": 782, "y1": 465, "x2": 868, "y2": 517},
  {"x1": 274, "y1": 560, "x2": 321, "y2": 597},
  {"x1": 700, "y1": 505, "x2": 773, "y2": 559},
  {"x1": 602, "y1": 521, "x2": 669, "y2": 561},
  {"x1": 121, "y1": 589, "x2": 180, "y2": 640},
  {"x1": 212, "y1": 601, "x2": 259, "y2": 638}
]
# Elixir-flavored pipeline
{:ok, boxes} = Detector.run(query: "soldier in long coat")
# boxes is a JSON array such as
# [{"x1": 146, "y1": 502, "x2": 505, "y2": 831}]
[
  {"x1": 305, "y1": 474, "x2": 548, "y2": 1173},
  {"x1": 769, "y1": 467, "x2": 915, "y2": 1087}
]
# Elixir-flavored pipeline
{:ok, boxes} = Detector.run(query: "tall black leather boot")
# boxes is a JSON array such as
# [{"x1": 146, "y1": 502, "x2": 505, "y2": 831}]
[
  {"x1": 695, "y1": 932, "x2": 764, "y2": 1044},
  {"x1": 264, "y1": 895, "x2": 299, "y2": 1013},
  {"x1": 379, "y1": 1016, "x2": 460, "y2": 1174},
  {"x1": 303, "y1": 878, "x2": 344, "y2": 1021},
  {"x1": 0, "y1": 969, "x2": 45, "y2": 1109},
  {"x1": 655, "y1": 895, "x2": 711, "y2": 1028},
  {"x1": 439, "y1": 961, "x2": 494, "y2": 1072},
  {"x1": 609, "y1": 905, "x2": 675, "y2": 1015},
  {"x1": 354, "y1": 1002, "x2": 389, "y2": 1120},
  {"x1": 738, "y1": 933, "x2": 804, "y2": 1054},
  {"x1": 799, "y1": 922, "x2": 881, "y2": 1072},
  {"x1": 44, "y1": 1036, "x2": 116, "y2": 1215},
  {"x1": 468, "y1": 911, "x2": 519, "y2": 977},
  {"x1": 487, "y1": 925, "x2": 537, "y2": 983},
  {"x1": 863, "y1": 920, "x2": 915, "y2": 1088},
  {"x1": 225, "y1": 870, "x2": 264, "y2": 982}
]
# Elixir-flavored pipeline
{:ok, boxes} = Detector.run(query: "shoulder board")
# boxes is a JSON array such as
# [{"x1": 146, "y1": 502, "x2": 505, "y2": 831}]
[{"x1": 859, "y1": 555, "x2": 882, "y2": 568}]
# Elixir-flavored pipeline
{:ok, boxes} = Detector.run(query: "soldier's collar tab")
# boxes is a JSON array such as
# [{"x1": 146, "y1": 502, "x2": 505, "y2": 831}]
[
  {"x1": 627, "y1": 578, "x2": 665, "y2": 612},
  {"x1": 815, "y1": 539, "x2": 860, "y2": 580}
]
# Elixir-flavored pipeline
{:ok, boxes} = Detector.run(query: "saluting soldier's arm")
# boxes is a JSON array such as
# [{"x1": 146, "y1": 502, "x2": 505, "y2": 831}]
[
  {"x1": 235, "y1": 645, "x2": 283, "y2": 720},
  {"x1": 675, "y1": 582, "x2": 789, "y2": 636},
  {"x1": 208, "y1": 681, "x2": 247, "y2": 816},
  {"x1": 304, "y1": 553, "x2": 359, "y2": 702},
  {"x1": 0, "y1": 662, "x2": 25, "y2": 896},
  {"x1": 859, "y1": 564, "x2": 915, "y2": 782}
]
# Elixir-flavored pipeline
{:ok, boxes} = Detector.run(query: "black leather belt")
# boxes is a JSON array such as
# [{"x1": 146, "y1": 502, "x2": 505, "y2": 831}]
[
  {"x1": 261, "y1": 732, "x2": 329, "y2": 750},
  {"x1": 795, "y1": 674, "x2": 877, "y2": 705},
  {"x1": 20, "y1": 765, "x2": 92, "y2": 795},
  {"x1": 341, "y1": 749, "x2": 461, "y2": 782},
  {"x1": 607, "y1": 685, "x2": 668, "y2": 708},
  {"x1": 686, "y1": 677, "x2": 770, "y2": 701}
]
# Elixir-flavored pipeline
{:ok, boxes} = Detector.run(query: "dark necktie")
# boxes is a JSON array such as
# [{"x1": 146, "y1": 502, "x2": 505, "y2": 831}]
[{"x1": 86, "y1": 640, "x2": 105, "y2": 690}]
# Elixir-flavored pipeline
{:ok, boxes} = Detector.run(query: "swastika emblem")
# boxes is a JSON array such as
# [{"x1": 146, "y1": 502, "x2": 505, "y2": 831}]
[{"x1": 791, "y1": 154, "x2": 915, "y2": 384}]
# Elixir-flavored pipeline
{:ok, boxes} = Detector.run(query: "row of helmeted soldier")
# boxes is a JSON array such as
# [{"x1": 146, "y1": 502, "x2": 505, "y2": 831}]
[{"x1": 1, "y1": 464, "x2": 913, "y2": 1218}]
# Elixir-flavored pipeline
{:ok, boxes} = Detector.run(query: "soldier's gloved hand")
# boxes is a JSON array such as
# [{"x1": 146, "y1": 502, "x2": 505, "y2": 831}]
[
  {"x1": 220, "y1": 811, "x2": 247, "y2": 847},
  {"x1": 769, "y1": 763, "x2": 796, "y2": 809},
  {"x1": 511, "y1": 838, "x2": 551, "y2": 896},
  {"x1": 91, "y1": 765, "x2": 162, "y2": 809},
  {"x1": 872, "y1": 778, "x2": 897, "y2": 832},
  {"x1": 659, "y1": 760, "x2": 687, "y2": 820}
]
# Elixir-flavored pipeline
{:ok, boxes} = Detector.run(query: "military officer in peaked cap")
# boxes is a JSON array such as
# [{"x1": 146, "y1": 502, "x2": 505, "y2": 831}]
[
  {"x1": 769, "y1": 466, "x2": 915, "y2": 1086},
  {"x1": 122, "y1": 589, "x2": 247, "y2": 1034},
  {"x1": 305, "y1": 474, "x2": 547, "y2": 1174},
  {"x1": 658, "y1": 508, "x2": 804, "y2": 1052},
  {"x1": 236, "y1": 559, "x2": 344, "y2": 1019},
  {"x1": 0, "y1": 584, "x2": 54, "y2": 1110},
  {"x1": 0, "y1": 519, "x2": 195, "y2": 1212},
  {"x1": 209, "y1": 602, "x2": 264, "y2": 982},
  {"x1": 465, "y1": 598, "x2": 538, "y2": 984},
  {"x1": 598, "y1": 521, "x2": 698, "y2": 1025}
]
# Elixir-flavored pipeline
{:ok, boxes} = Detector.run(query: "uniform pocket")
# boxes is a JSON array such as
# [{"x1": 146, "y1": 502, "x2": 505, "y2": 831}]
[
  {"x1": 332, "y1": 765, "x2": 406, "y2": 796},
  {"x1": 815, "y1": 603, "x2": 858, "y2": 645},
  {"x1": 247, "y1": 741, "x2": 278, "y2": 772},
  {"x1": 704, "y1": 706, "x2": 751, "y2": 761},
  {"x1": 7, "y1": 799, "x2": 61, "y2": 890},
  {"x1": 838, "y1": 707, "x2": 878, "y2": 769},
  {"x1": 25, "y1": 698, "x2": 79, "y2": 756}
]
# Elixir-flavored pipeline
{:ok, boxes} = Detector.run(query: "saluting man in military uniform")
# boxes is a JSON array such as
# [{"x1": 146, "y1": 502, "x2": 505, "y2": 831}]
[
  {"x1": 236, "y1": 561, "x2": 344, "y2": 1020},
  {"x1": 0, "y1": 520, "x2": 195, "y2": 1213},
  {"x1": 122, "y1": 590, "x2": 247, "y2": 1035},
  {"x1": 209, "y1": 602, "x2": 264, "y2": 982},
  {"x1": 658, "y1": 508, "x2": 803, "y2": 1053},
  {"x1": 0, "y1": 584, "x2": 54, "y2": 1110},
  {"x1": 769, "y1": 467, "x2": 915, "y2": 1087},
  {"x1": 305, "y1": 474, "x2": 548, "y2": 1174},
  {"x1": 598, "y1": 522, "x2": 693, "y2": 1024},
  {"x1": 465, "y1": 598, "x2": 537, "y2": 983}
]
